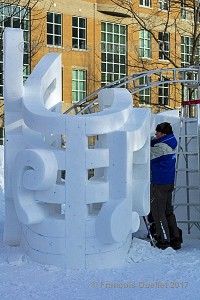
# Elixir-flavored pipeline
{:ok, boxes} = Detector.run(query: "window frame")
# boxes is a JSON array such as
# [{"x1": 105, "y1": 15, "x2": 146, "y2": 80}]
[
  {"x1": 181, "y1": 0, "x2": 187, "y2": 20},
  {"x1": 158, "y1": 80, "x2": 170, "y2": 106},
  {"x1": 139, "y1": 0, "x2": 151, "y2": 8},
  {"x1": 72, "y1": 69, "x2": 87, "y2": 103},
  {"x1": 139, "y1": 29, "x2": 151, "y2": 58},
  {"x1": 72, "y1": 16, "x2": 87, "y2": 50},
  {"x1": 181, "y1": 35, "x2": 193, "y2": 67},
  {"x1": 181, "y1": 35, "x2": 200, "y2": 67},
  {"x1": 47, "y1": 12, "x2": 62, "y2": 47},
  {"x1": 101, "y1": 21, "x2": 127, "y2": 86},
  {"x1": 139, "y1": 77, "x2": 151, "y2": 104},
  {"x1": 180, "y1": 0, "x2": 194, "y2": 21},
  {"x1": 158, "y1": 32, "x2": 170, "y2": 60},
  {"x1": 158, "y1": 0, "x2": 170, "y2": 11}
]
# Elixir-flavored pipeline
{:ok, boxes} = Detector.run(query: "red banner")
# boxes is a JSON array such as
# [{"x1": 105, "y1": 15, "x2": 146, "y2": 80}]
[{"x1": 182, "y1": 100, "x2": 200, "y2": 106}]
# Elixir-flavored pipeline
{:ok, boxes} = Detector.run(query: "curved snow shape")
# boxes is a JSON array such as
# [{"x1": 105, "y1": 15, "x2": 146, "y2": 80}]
[
  {"x1": 3, "y1": 27, "x2": 151, "y2": 268},
  {"x1": 95, "y1": 199, "x2": 140, "y2": 244},
  {"x1": 85, "y1": 88, "x2": 133, "y2": 135},
  {"x1": 23, "y1": 53, "x2": 65, "y2": 134},
  {"x1": 94, "y1": 90, "x2": 150, "y2": 243},
  {"x1": 12, "y1": 149, "x2": 58, "y2": 225},
  {"x1": 132, "y1": 181, "x2": 149, "y2": 215}
]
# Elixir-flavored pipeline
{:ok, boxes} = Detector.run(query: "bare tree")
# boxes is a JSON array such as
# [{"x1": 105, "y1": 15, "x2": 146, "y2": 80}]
[
  {"x1": 109, "y1": 0, "x2": 200, "y2": 110},
  {"x1": 110, "y1": 0, "x2": 200, "y2": 67}
]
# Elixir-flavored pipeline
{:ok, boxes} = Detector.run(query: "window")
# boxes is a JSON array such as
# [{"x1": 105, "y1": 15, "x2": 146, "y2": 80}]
[
  {"x1": 182, "y1": 85, "x2": 198, "y2": 102},
  {"x1": 72, "y1": 69, "x2": 87, "y2": 103},
  {"x1": 181, "y1": 0, "x2": 187, "y2": 20},
  {"x1": 158, "y1": 32, "x2": 170, "y2": 60},
  {"x1": 158, "y1": 0, "x2": 170, "y2": 11},
  {"x1": 181, "y1": 36, "x2": 200, "y2": 67},
  {"x1": 158, "y1": 79, "x2": 169, "y2": 106},
  {"x1": 139, "y1": 77, "x2": 151, "y2": 104},
  {"x1": 181, "y1": 36, "x2": 193, "y2": 67},
  {"x1": 47, "y1": 12, "x2": 62, "y2": 46},
  {"x1": 181, "y1": 0, "x2": 194, "y2": 21},
  {"x1": 140, "y1": 0, "x2": 151, "y2": 7},
  {"x1": 0, "y1": 3, "x2": 30, "y2": 97},
  {"x1": 72, "y1": 16, "x2": 87, "y2": 50},
  {"x1": 139, "y1": 29, "x2": 151, "y2": 58},
  {"x1": 101, "y1": 22, "x2": 126, "y2": 85}
]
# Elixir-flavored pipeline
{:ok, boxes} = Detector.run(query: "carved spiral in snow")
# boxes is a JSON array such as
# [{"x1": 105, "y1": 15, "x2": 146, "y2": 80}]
[{"x1": 12, "y1": 149, "x2": 58, "y2": 225}]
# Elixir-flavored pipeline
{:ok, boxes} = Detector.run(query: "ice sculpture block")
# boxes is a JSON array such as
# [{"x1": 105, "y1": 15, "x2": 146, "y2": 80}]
[{"x1": 3, "y1": 28, "x2": 151, "y2": 269}]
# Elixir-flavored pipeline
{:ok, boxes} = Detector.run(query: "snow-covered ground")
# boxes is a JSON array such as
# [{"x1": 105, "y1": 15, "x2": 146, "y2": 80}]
[{"x1": 0, "y1": 145, "x2": 200, "y2": 300}]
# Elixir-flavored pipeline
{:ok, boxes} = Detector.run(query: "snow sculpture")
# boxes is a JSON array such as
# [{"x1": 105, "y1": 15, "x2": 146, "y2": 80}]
[{"x1": 3, "y1": 28, "x2": 151, "y2": 269}]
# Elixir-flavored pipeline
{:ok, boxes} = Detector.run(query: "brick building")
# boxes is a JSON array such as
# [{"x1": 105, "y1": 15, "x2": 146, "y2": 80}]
[{"x1": 0, "y1": 0, "x2": 199, "y2": 125}]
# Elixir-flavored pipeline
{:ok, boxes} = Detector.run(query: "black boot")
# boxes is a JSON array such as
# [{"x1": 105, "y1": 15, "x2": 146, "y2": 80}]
[
  {"x1": 169, "y1": 227, "x2": 183, "y2": 250},
  {"x1": 155, "y1": 237, "x2": 170, "y2": 250},
  {"x1": 178, "y1": 227, "x2": 183, "y2": 243},
  {"x1": 170, "y1": 237, "x2": 181, "y2": 250}
]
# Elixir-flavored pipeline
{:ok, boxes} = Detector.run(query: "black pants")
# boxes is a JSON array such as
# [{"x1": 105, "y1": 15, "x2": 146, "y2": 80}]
[{"x1": 150, "y1": 184, "x2": 179, "y2": 243}]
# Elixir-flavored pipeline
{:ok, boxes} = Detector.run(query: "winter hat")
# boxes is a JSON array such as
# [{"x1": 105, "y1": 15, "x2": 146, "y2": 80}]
[{"x1": 156, "y1": 122, "x2": 173, "y2": 134}]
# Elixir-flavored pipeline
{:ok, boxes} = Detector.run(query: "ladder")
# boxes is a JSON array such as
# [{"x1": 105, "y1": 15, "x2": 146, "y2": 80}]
[
  {"x1": 63, "y1": 66, "x2": 200, "y2": 233},
  {"x1": 173, "y1": 101, "x2": 200, "y2": 233}
]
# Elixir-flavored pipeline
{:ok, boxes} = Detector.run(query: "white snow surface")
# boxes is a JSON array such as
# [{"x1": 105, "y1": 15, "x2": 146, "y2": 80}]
[{"x1": 0, "y1": 146, "x2": 200, "y2": 300}]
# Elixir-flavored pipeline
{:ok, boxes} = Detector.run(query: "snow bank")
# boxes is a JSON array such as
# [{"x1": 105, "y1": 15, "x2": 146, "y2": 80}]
[{"x1": 1, "y1": 145, "x2": 200, "y2": 299}]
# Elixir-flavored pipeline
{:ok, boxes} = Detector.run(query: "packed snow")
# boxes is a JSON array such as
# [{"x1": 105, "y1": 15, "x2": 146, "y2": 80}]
[{"x1": 0, "y1": 146, "x2": 200, "y2": 300}]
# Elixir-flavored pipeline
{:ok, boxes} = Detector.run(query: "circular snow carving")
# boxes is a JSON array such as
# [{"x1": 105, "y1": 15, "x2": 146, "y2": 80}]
[{"x1": 12, "y1": 149, "x2": 58, "y2": 225}]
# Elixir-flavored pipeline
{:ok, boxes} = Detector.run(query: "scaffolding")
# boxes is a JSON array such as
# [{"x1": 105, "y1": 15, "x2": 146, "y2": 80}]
[
  {"x1": 173, "y1": 100, "x2": 200, "y2": 233},
  {"x1": 65, "y1": 66, "x2": 200, "y2": 233},
  {"x1": 172, "y1": 67, "x2": 200, "y2": 233}
]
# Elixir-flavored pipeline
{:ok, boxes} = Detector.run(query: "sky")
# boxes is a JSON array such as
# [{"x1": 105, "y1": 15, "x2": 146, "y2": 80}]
[{"x1": 0, "y1": 145, "x2": 200, "y2": 300}]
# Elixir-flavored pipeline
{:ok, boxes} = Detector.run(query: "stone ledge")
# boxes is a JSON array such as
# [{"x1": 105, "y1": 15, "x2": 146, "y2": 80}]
[{"x1": 97, "y1": 4, "x2": 132, "y2": 17}]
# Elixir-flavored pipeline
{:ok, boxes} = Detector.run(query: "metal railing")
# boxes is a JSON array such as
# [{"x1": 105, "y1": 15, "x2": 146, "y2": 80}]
[{"x1": 64, "y1": 66, "x2": 200, "y2": 115}]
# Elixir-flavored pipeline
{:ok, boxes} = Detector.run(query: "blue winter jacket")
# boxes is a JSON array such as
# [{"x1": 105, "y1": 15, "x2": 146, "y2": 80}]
[{"x1": 151, "y1": 134, "x2": 177, "y2": 184}]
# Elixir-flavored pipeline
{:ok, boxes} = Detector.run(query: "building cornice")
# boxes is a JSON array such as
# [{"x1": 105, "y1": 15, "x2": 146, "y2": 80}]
[{"x1": 97, "y1": 4, "x2": 132, "y2": 17}]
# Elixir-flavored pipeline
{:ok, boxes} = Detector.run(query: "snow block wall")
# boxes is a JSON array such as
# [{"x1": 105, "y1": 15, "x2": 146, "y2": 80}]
[{"x1": 3, "y1": 28, "x2": 151, "y2": 269}]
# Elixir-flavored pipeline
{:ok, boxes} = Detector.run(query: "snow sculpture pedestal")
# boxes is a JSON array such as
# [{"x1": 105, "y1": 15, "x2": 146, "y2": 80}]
[{"x1": 3, "y1": 28, "x2": 151, "y2": 269}]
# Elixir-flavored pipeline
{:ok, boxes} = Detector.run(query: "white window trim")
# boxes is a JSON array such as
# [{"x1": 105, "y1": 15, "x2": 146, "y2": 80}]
[
  {"x1": 139, "y1": 29, "x2": 151, "y2": 59},
  {"x1": 139, "y1": 0, "x2": 151, "y2": 8},
  {"x1": 72, "y1": 69, "x2": 87, "y2": 103},
  {"x1": 101, "y1": 21, "x2": 127, "y2": 86},
  {"x1": 158, "y1": 0, "x2": 170, "y2": 11},
  {"x1": 158, "y1": 82, "x2": 170, "y2": 106},
  {"x1": 47, "y1": 12, "x2": 62, "y2": 47},
  {"x1": 72, "y1": 16, "x2": 87, "y2": 51},
  {"x1": 158, "y1": 32, "x2": 170, "y2": 61}
]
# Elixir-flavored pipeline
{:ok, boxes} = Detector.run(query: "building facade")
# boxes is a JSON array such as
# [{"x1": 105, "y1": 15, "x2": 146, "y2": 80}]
[{"x1": 0, "y1": 0, "x2": 200, "y2": 124}]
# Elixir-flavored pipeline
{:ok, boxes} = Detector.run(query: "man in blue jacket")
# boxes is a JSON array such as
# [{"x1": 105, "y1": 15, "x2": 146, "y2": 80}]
[{"x1": 150, "y1": 122, "x2": 181, "y2": 250}]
